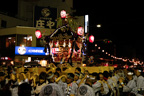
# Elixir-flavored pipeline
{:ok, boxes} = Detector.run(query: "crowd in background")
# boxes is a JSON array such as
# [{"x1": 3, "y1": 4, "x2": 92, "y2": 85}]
[{"x1": 0, "y1": 64, "x2": 144, "y2": 96}]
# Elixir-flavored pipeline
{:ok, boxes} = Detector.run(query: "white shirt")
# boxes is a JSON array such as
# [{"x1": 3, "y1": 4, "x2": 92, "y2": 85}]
[
  {"x1": 62, "y1": 82, "x2": 78, "y2": 96},
  {"x1": 123, "y1": 79, "x2": 137, "y2": 94}
]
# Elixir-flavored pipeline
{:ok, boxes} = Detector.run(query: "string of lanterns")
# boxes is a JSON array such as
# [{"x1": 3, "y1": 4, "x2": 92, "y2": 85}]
[{"x1": 95, "y1": 43, "x2": 144, "y2": 66}]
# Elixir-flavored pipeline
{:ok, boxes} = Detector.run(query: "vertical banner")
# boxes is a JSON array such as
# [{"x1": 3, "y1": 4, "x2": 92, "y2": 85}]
[{"x1": 34, "y1": 6, "x2": 57, "y2": 29}]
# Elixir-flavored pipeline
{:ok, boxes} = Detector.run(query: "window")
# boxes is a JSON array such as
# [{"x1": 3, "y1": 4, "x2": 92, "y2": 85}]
[
  {"x1": 6, "y1": 37, "x2": 16, "y2": 48},
  {"x1": 1, "y1": 20, "x2": 7, "y2": 28},
  {"x1": 0, "y1": 35, "x2": 16, "y2": 57},
  {"x1": 17, "y1": 35, "x2": 32, "y2": 47}
]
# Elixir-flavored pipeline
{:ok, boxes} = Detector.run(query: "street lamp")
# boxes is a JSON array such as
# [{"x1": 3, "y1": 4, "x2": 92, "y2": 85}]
[{"x1": 96, "y1": 24, "x2": 101, "y2": 28}]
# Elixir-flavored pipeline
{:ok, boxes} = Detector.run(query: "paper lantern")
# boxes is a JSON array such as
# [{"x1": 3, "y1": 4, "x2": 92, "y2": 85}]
[
  {"x1": 77, "y1": 27, "x2": 84, "y2": 36},
  {"x1": 89, "y1": 35, "x2": 94, "y2": 43},
  {"x1": 35, "y1": 30, "x2": 42, "y2": 39},
  {"x1": 60, "y1": 10, "x2": 66, "y2": 18}
]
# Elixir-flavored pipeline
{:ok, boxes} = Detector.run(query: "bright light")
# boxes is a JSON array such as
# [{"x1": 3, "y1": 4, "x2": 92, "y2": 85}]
[
  {"x1": 82, "y1": 64, "x2": 86, "y2": 67},
  {"x1": 60, "y1": 10, "x2": 67, "y2": 18},
  {"x1": 89, "y1": 35, "x2": 94, "y2": 43},
  {"x1": 28, "y1": 57, "x2": 31, "y2": 62},
  {"x1": 10, "y1": 61, "x2": 14, "y2": 65},
  {"x1": 35, "y1": 30, "x2": 42, "y2": 39},
  {"x1": 27, "y1": 36, "x2": 32, "y2": 41},
  {"x1": 95, "y1": 44, "x2": 97, "y2": 47},
  {"x1": 22, "y1": 45, "x2": 25, "y2": 47},
  {"x1": 40, "y1": 60, "x2": 47, "y2": 66},
  {"x1": 8, "y1": 37, "x2": 12, "y2": 39},
  {"x1": 96, "y1": 24, "x2": 101, "y2": 28},
  {"x1": 5, "y1": 57, "x2": 8, "y2": 60},
  {"x1": 85, "y1": 15, "x2": 89, "y2": 33}
]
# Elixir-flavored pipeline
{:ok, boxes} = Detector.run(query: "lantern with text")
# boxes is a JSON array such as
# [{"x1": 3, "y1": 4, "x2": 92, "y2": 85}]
[
  {"x1": 77, "y1": 27, "x2": 84, "y2": 36},
  {"x1": 89, "y1": 35, "x2": 94, "y2": 43},
  {"x1": 60, "y1": 10, "x2": 66, "y2": 18},
  {"x1": 35, "y1": 30, "x2": 42, "y2": 39}
]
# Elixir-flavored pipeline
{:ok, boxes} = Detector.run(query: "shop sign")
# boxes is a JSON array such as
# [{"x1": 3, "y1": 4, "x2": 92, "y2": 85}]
[
  {"x1": 15, "y1": 46, "x2": 49, "y2": 56},
  {"x1": 34, "y1": 6, "x2": 57, "y2": 29}
]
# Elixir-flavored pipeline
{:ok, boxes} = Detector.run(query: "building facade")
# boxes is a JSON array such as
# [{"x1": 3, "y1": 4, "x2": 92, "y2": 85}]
[
  {"x1": 18, "y1": 0, "x2": 73, "y2": 26},
  {"x1": 0, "y1": 26, "x2": 54, "y2": 66},
  {"x1": 0, "y1": 0, "x2": 86, "y2": 66}
]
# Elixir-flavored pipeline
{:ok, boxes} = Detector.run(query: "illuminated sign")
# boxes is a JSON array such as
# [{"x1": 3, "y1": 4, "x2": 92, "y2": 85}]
[
  {"x1": 15, "y1": 46, "x2": 48, "y2": 55},
  {"x1": 34, "y1": 6, "x2": 57, "y2": 29},
  {"x1": 85, "y1": 15, "x2": 89, "y2": 33}
]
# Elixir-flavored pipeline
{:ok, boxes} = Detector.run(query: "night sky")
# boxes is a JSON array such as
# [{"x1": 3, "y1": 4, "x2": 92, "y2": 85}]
[
  {"x1": 0, "y1": 0, "x2": 18, "y2": 16},
  {"x1": 74, "y1": 0, "x2": 144, "y2": 60},
  {"x1": 1, "y1": 0, "x2": 144, "y2": 60}
]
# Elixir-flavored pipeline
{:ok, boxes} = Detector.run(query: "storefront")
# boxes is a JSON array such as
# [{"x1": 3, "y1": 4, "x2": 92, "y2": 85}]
[
  {"x1": 15, "y1": 46, "x2": 49, "y2": 66},
  {"x1": 0, "y1": 26, "x2": 55, "y2": 66}
]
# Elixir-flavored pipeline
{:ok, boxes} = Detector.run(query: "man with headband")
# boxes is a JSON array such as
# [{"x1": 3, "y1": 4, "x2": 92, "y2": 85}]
[
  {"x1": 62, "y1": 73, "x2": 78, "y2": 96},
  {"x1": 77, "y1": 78, "x2": 95, "y2": 96},
  {"x1": 74, "y1": 72, "x2": 81, "y2": 85},
  {"x1": 39, "y1": 72, "x2": 63, "y2": 96},
  {"x1": 134, "y1": 66, "x2": 144, "y2": 96},
  {"x1": 119, "y1": 69, "x2": 137, "y2": 95}
]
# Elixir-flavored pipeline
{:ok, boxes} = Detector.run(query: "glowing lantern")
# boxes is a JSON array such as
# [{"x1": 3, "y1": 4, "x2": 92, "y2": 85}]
[
  {"x1": 89, "y1": 35, "x2": 94, "y2": 43},
  {"x1": 60, "y1": 10, "x2": 66, "y2": 18},
  {"x1": 35, "y1": 30, "x2": 42, "y2": 39},
  {"x1": 77, "y1": 27, "x2": 84, "y2": 36}
]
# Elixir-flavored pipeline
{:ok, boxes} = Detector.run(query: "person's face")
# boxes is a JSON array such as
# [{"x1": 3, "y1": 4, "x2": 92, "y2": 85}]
[
  {"x1": 84, "y1": 71, "x2": 89, "y2": 75},
  {"x1": 135, "y1": 70, "x2": 140, "y2": 76},
  {"x1": 74, "y1": 75, "x2": 79, "y2": 81},
  {"x1": 11, "y1": 74, "x2": 16, "y2": 81},
  {"x1": 99, "y1": 74, "x2": 104, "y2": 81},
  {"x1": 40, "y1": 79, "x2": 45, "y2": 83},
  {"x1": 50, "y1": 76, "x2": 55, "y2": 83},
  {"x1": 127, "y1": 75, "x2": 132, "y2": 80},
  {"x1": 85, "y1": 78, "x2": 92, "y2": 86},
  {"x1": 67, "y1": 78, "x2": 73, "y2": 84},
  {"x1": 0, "y1": 76, "x2": 5, "y2": 82},
  {"x1": 19, "y1": 74, "x2": 25, "y2": 81},
  {"x1": 54, "y1": 74, "x2": 58, "y2": 78},
  {"x1": 89, "y1": 75, "x2": 96, "y2": 84},
  {"x1": 62, "y1": 77, "x2": 66, "y2": 83}
]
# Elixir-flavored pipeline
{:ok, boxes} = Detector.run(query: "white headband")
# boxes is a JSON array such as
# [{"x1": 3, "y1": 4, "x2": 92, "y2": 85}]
[
  {"x1": 127, "y1": 72, "x2": 133, "y2": 75},
  {"x1": 138, "y1": 70, "x2": 142, "y2": 72}
]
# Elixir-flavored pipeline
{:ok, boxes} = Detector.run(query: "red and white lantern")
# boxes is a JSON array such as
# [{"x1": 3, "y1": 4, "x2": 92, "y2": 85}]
[
  {"x1": 35, "y1": 30, "x2": 42, "y2": 39},
  {"x1": 77, "y1": 27, "x2": 84, "y2": 36},
  {"x1": 60, "y1": 10, "x2": 67, "y2": 18},
  {"x1": 89, "y1": 35, "x2": 94, "y2": 43}
]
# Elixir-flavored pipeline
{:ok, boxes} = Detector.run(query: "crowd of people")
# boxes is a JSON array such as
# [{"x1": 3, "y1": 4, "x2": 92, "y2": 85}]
[{"x1": 0, "y1": 64, "x2": 144, "y2": 96}]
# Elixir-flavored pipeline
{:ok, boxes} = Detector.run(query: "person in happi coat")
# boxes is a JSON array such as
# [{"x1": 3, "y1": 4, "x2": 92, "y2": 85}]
[
  {"x1": 39, "y1": 72, "x2": 64, "y2": 96},
  {"x1": 78, "y1": 78, "x2": 95, "y2": 96}
]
